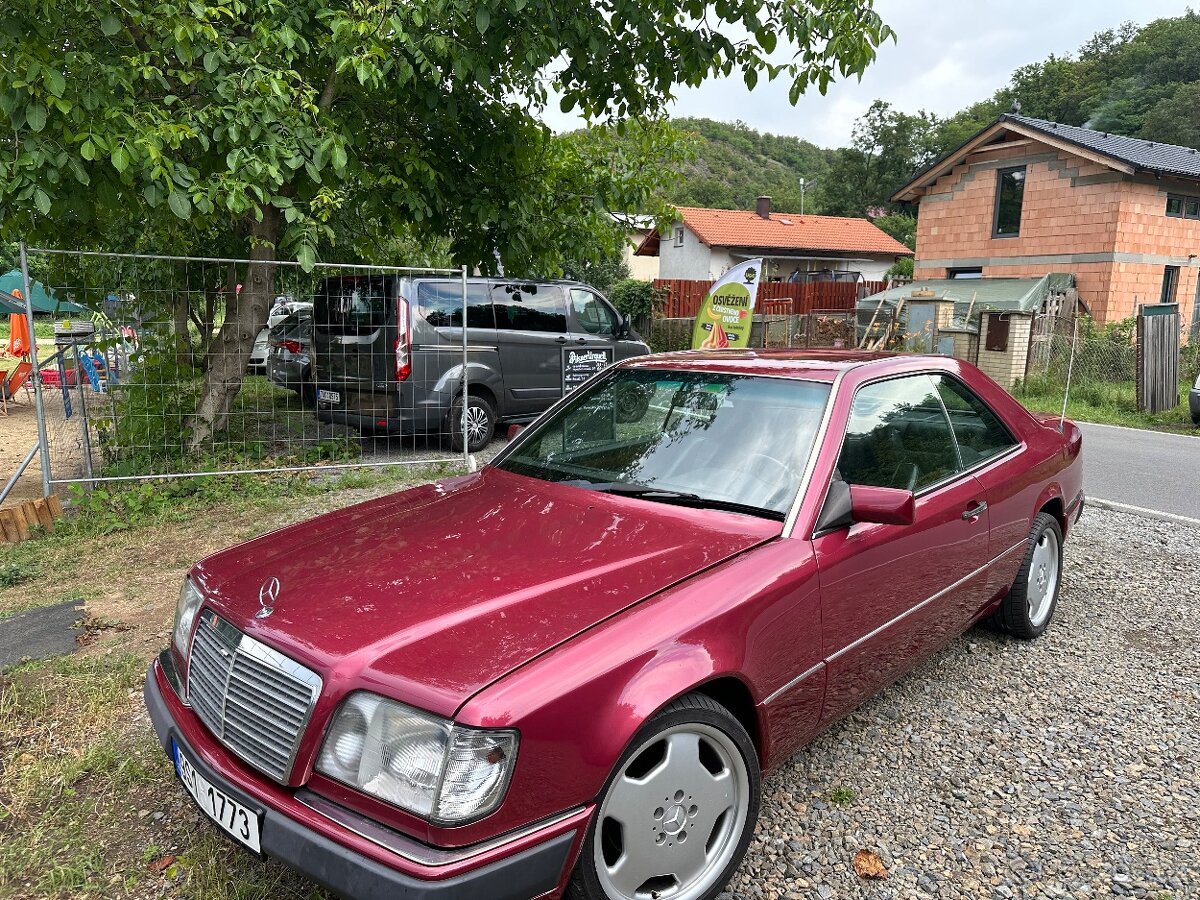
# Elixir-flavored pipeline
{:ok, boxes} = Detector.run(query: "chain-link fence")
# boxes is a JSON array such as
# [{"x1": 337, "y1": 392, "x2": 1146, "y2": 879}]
[
  {"x1": 1017, "y1": 313, "x2": 1199, "y2": 416},
  {"x1": 10, "y1": 248, "x2": 479, "y2": 496}
]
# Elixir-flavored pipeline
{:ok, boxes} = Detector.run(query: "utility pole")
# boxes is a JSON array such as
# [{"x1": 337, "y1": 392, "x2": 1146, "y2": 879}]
[{"x1": 800, "y1": 178, "x2": 805, "y2": 216}]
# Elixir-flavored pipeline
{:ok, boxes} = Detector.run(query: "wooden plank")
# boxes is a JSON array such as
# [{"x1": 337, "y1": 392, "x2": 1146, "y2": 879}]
[
  {"x1": 0, "y1": 510, "x2": 21, "y2": 544},
  {"x1": 47, "y1": 495, "x2": 63, "y2": 519},
  {"x1": 20, "y1": 501, "x2": 40, "y2": 530},
  {"x1": 32, "y1": 498, "x2": 54, "y2": 530}
]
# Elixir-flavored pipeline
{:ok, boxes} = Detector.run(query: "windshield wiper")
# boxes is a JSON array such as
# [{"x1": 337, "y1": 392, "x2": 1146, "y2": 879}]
[{"x1": 585, "y1": 482, "x2": 784, "y2": 521}]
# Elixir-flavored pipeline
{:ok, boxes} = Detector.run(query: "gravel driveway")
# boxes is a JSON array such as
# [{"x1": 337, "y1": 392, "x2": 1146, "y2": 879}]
[{"x1": 724, "y1": 507, "x2": 1199, "y2": 900}]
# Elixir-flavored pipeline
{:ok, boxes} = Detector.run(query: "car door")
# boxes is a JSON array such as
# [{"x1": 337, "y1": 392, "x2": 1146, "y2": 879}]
[
  {"x1": 813, "y1": 373, "x2": 993, "y2": 724},
  {"x1": 567, "y1": 287, "x2": 644, "y2": 361},
  {"x1": 492, "y1": 282, "x2": 568, "y2": 417}
]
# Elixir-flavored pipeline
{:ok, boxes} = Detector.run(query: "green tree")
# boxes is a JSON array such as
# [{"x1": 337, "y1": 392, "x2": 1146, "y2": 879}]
[
  {"x1": 0, "y1": 0, "x2": 893, "y2": 449},
  {"x1": 820, "y1": 100, "x2": 940, "y2": 215},
  {"x1": 1140, "y1": 81, "x2": 1200, "y2": 147}
]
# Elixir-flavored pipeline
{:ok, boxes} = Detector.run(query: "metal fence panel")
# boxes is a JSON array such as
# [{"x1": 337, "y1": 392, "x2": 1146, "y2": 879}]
[{"x1": 19, "y1": 248, "x2": 476, "y2": 489}]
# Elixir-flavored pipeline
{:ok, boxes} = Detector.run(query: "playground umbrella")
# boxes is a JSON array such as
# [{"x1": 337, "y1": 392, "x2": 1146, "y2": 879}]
[{"x1": 3, "y1": 289, "x2": 31, "y2": 357}]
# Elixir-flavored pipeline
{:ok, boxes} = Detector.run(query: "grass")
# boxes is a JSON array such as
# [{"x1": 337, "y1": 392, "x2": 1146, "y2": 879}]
[
  {"x1": 0, "y1": 464, "x2": 463, "y2": 898},
  {"x1": 1012, "y1": 375, "x2": 1198, "y2": 434},
  {"x1": 825, "y1": 786, "x2": 856, "y2": 806}
]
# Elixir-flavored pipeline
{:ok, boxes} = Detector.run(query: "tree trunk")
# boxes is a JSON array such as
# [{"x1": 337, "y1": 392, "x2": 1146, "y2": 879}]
[{"x1": 187, "y1": 208, "x2": 279, "y2": 452}]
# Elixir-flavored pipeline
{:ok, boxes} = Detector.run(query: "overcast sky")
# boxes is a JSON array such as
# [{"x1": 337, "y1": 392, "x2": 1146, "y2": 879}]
[{"x1": 542, "y1": 0, "x2": 1192, "y2": 147}]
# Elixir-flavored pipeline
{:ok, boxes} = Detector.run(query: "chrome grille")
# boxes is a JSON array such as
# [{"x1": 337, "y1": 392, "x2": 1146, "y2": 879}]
[{"x1": 186, "y1": 612, "x2": 322, "y2": 782}]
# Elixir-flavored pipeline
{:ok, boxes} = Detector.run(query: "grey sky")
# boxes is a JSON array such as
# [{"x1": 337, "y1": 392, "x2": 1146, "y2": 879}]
[{"x1": 542, "y1": 1, "x2": 1191, "y2": 147}]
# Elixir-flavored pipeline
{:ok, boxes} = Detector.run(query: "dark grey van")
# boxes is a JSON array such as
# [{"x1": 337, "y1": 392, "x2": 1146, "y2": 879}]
[{"x1": 312, "y1": 276, "x2": 650, "y2": 451}]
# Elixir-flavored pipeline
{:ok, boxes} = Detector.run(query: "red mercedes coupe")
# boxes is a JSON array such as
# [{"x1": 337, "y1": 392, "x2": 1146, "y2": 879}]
[{"x1": 146, "y1": 350, "x2": 1084, "y2": 900}]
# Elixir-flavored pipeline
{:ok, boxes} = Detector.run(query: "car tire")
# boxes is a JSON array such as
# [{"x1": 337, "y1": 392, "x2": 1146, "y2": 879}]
[
  {"x1": 565, "y1": 693, "x2": 760, "y2": 900},
  {"x1": 990, "y1": 512, "x2": 1063, "y2": 639},
  {"x1": 449, "y1": 394, "x2": 496, "y2": 453},
  {"x1": 613, "y1": 382, "x2": 652, "y2": 424}
]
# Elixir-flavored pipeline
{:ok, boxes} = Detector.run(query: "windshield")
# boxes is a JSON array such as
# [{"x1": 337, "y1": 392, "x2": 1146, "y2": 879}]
[{"x1": 497, "y1": 369, "x2": 831, "y2": 518}]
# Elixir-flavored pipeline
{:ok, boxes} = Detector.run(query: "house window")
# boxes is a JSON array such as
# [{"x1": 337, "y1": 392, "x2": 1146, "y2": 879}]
[
  {"x1": 1165, "y1": 194, "x2": 1200, "y2": 219},
  {"x1": 1161, "y1": 265, "x2": 1180, "y2": 304},
  {"x1": 948, "y1": 267, "x2": 983, "y2": 279},
  {"x1": 993, "y1": 166, "x2": 1026, "y2": 238},
  {"x1": 673, "y1": 225, "x2": 684, "y2": 247}
]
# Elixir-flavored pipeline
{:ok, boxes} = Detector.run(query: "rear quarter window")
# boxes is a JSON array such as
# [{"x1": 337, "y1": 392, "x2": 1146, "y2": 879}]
[{"x1": 315, "y1": 277, "x2": 393, "y2": 333}]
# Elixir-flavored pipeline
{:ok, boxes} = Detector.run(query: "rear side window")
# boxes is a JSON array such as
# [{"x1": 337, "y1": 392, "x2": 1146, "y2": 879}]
[
  {"x1": 315, "y1": 277, "x2": 392, "y2": 334},
  {"x1": 570, "y1": 288, "x2": 619, "y2": 335},
  {"x1": 838, "y1": 375, "x2": 959, "y2": 492},
  {"x1": 934, "y1": 375, "x2": 1017, "y2": 466},
  {"x1": 493, "y1": 284, "x2": 567, "y2": 333},
  {"x1": 416, "y1": 281, "x2": 495, "y2": 328}
]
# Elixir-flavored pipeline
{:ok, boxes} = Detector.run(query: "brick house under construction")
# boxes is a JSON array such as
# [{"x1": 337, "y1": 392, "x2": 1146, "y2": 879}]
[{"x1": 892, "y1": 113, "x2": 1200, "y2": 333}]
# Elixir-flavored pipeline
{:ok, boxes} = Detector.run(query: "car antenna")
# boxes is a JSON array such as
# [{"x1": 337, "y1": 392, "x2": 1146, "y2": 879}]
[{"x1": 1058, "y1": 315, "x2": 1079, "y2": 433}]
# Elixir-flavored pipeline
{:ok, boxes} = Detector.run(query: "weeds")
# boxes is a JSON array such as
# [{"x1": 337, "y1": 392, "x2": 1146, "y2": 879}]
[
  {"x1": 0, "y1": 551, "x2": 40, "y2": 588},
  {"x1": 826, "y1": 786, "x2": 856, "y2": 806}
]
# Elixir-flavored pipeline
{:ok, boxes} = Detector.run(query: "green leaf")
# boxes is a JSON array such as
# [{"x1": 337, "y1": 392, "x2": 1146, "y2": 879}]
[
  {"x1": 296, "y1": 243, "x2": 316, "y2": 272},
  {"x1": 476, "y1": 7, "x2": 490, "y2": 33},
  {"x1": 80, "y1": 139, "x2": 95, "y2": 161},
  {"x1": 143, "y1": 183, "x2": 161, "y2": 206},
  {"x1": 34, "y1": 189, "x2": 51, "y2": 216},
  {"x1": 744, "y1": 68, "x2": 758, "y2": 91},
  {"x1": 331, "y1": 143, "x2": 347, "y2": 172},
  {"x1": 203, "y1": 51, "x2": 219, "y2": 73},
  {"x1": 167, "y1": 191, "x2": 192, "y2": 219},
  {"x1": 25, "y1": 103, "x2": 47, "y2": 132},
  {"x1": 759, "y1": 30, "x2": 777, "y2": 54},
  {"x1": 111, "y1": 146, "x2": 130, "y2": 173},
  {"x1": 46, "y1": 70, "x2": 66, "y2": 98},
  {"x1": 100, "y1": 14, "x2": 121, "y2": 36}
]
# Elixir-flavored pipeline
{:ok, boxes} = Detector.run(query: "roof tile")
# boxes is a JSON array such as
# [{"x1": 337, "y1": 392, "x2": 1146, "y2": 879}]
[{"x1": 677, "y1": 207, "x2": 913, "y2": 256}]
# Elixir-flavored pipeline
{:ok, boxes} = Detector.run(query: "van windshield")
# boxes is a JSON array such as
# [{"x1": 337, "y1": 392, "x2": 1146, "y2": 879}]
[{"x1": 315, "y1": 277, "x2": 392, "y2": 334}]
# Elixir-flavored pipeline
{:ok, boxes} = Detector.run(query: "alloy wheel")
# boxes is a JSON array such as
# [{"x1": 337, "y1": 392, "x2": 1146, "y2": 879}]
[
  {"x1": 594, "y1": 723, "x2": 750, "y2": 900},
  {"x1": 1027, "y1": 528, "x2": 1060, "y2": 627}
]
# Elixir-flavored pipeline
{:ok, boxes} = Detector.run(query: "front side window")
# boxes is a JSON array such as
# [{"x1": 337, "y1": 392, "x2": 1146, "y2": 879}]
[
  {"x1": 570, "y1": 289, "x2": 619, "y2": 335},
  {"x1": 492, "y1": 284, "x2": 567, "y2": 333},
  {"x1": 837, "y1": 375, "x2": 960, "y2": 492},
  {"x1": 993, "y1": 166, "x2": 1026, "y2": 238},
  {"x1": 499, "y1": 369, "x2": 830, "y2": 517},
  {"x1": 933, "y1": 376, "x2": 1017, "y2": 467}
]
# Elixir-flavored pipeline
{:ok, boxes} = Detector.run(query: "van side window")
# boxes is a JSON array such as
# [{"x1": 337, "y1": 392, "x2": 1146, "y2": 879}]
[
  {"x1": 570, "y1": 289, "x2": 619, "y2": 335},
  {"x1": 416, "y1": 282, "x2": 494, "y2": 328},
  {"x1": 493, "y1": 284, "x2": 567, "y2": 333}
]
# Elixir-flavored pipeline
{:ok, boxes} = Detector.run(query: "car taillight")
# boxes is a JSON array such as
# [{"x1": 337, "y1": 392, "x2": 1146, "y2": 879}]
[
  {"x1": 280, "y1": 339, "x2": 303, "y2": 354},
  {"x1": 395, "y1": 296, "x2": 411, "y2": 383}
]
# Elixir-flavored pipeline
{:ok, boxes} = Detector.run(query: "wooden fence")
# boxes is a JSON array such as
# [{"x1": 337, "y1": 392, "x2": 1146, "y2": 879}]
[
  {"x1": 653, "y1": 278, "x2": 885, "y2": 319},
  {"x1": 1136, "y1": 306, "x2": 1181, "y2": 413}
]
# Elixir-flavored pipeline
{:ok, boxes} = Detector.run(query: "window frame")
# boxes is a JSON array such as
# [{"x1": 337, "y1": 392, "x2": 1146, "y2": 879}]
[
  {"x1": 992, "y1": 165, "x2": 1027, "y2": 239},
  {"x1": 831, "y1": 372, "x2": 1024, "y2": 500},
  {"x1": 1166, "y1": 193, "x2": 1200, "y2": 219},
  {"x1": 569, "y1": 287, "x2": 620, "y2": 336},
  {"x1": 673, "y1": 225, "x2": 685, "y2": 247},
  {"x1": 1161, "y1": 265, "x2": 1181, "y2": 304},
  {"x1": 947, "y1": 267, "x2": 984, "y2": 280}
]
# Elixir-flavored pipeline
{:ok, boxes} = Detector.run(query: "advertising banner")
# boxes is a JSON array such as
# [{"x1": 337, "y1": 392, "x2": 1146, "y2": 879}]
[{"x1": 690, "y1": 258, "x2": 763, "y2": 350}]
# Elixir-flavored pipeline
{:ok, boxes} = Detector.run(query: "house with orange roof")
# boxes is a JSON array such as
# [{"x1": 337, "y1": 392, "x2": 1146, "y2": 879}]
[{"x1": 635, "y1": 197, "x2": 913, "y2": 283}]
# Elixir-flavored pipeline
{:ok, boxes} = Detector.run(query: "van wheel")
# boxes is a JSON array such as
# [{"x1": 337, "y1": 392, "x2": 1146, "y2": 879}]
[{"x1": 449, "y1": 394, "x2": 495, "y2": 453}]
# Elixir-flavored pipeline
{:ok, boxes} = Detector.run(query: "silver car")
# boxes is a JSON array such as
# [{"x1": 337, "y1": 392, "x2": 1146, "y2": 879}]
[{"x1": 266, "y1": 309, "x2": 314, "y2": 403}]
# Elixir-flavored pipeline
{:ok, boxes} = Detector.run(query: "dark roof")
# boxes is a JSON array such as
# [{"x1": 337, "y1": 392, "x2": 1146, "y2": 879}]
[{"x1": 1002, "y1": 114, "x2": 1200, "y2": 179}]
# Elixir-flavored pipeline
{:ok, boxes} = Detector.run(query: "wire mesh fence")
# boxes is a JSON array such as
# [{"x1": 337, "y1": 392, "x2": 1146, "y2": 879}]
[{"x1": 18, "y1": 249, "x2": 476, "y2": 491}]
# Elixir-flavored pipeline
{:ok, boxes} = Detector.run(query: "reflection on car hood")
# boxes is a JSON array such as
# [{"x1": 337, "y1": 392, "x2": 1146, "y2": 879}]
[{"x1": 190, "y1": 468, "x2": 779, "y2": 716}]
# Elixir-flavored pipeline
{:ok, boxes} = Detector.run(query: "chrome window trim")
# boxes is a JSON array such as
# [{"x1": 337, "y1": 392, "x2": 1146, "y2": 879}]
[
  {"x1": 296, "y1": 791, "x2": 583, "y2": 867},
  {"x1": 826, "y1": 539, "x2": 1026, "y2": 663},
  {"x1": 762, "y1": 661, "x2": 825, "y2": 706}
]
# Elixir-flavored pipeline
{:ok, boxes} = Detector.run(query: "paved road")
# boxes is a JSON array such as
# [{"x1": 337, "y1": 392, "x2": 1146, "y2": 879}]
[{"x1": 1078, "y1": 422, "x2": 1200, "y2": 521}]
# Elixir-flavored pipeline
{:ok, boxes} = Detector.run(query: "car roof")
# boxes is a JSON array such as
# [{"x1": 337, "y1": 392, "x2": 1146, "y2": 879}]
[{"x1": 620, "y1": 349, "x2": 952, "y2": 382}]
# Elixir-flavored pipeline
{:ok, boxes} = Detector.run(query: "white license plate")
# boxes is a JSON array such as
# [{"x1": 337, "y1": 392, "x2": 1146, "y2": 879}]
[
  {"x1": 317, "y1": 389, "x2": 340, "y2": 404},
  {"x1": 174, "y1": 741, "x2": 263, "y2": 853}
]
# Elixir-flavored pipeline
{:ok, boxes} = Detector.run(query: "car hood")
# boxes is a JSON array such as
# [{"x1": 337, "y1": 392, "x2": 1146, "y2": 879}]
[{"x1": 190, "y1": 468, "x2": 780, "y2": 717}]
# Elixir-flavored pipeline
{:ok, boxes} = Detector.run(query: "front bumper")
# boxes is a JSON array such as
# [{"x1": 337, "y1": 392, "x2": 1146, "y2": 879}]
[{"x1": 144, "y1": 656, "x2": 584, "y2": 900}]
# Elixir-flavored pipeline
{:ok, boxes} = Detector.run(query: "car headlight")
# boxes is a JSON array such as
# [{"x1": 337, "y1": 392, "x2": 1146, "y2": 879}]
[
  {"x1": 173, "y1": 576, "x2": 204, "y2": 656},
  {"x1": 317, "y1": 692, "x2": 518, "y2": 825}
]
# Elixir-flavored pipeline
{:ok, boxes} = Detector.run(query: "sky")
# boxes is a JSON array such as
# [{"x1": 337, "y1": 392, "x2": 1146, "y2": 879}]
[{"x1": 541, "y1": 0, "x2": 1193, "y2": 148}]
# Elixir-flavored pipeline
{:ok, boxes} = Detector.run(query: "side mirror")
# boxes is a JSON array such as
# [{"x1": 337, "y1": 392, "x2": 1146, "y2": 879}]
[
  {"x1": 506, "y1": 424, "x2": 526, "y2": 441},
  {"x1": 815, "y1": 476, "x2": 915, "y2": 532},
  {"x1": 850, "y1": 485, "x2": 916, "y2": 526},
  {"x1": 617, "y1": 313, "x2": 632, "y2": 339}
]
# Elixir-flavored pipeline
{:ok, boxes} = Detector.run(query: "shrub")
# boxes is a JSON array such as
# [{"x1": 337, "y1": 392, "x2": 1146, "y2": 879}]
[{"x1": 607, "y1": 279, "x2": 665, "y2": 322}]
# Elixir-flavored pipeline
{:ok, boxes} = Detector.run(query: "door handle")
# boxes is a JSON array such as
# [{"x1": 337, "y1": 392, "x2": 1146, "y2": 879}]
[
  {"x1": 554, "y1": 336, "x2": 568, "y2": 344},
  {"x1": 962, "y1": 501, "x2": 988, "y2": 520},
  {"x1": 574, "y1": 337, "x2": 588, "y2": 344}
]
